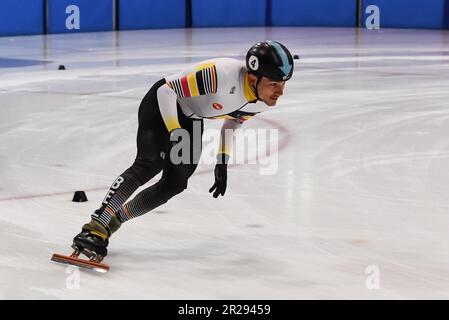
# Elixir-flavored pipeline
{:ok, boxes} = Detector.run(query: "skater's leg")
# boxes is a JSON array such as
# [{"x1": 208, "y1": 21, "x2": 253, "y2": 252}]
[
  {"x1": 90, "y1": 79, "x2": 169, "y2": 230},
  {"x1": 73, "y1": 79, "x2": 169, "y2": 257},
  {"x1": 73, "y1": 162, "x2": 195, "y2": 258},
  {"x1": 116, "y1": 119, "x2": 204, "y2": 221},
  {"x1": 91, "y1": 130, "x2": 166, "y2": 229},
  {"x1": 116, "y1": 162, "x2": 198, "y2": 222}
]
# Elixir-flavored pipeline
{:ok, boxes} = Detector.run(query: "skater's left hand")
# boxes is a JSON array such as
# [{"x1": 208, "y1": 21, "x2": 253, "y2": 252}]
[{"x1": 209, "y1": 153, "x2": 229, "y2": 198}]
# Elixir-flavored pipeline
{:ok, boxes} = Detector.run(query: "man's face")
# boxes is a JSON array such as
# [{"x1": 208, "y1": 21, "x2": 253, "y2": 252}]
[{"x1": 249, "y1": 74, "x2": 286, "y2": 106}]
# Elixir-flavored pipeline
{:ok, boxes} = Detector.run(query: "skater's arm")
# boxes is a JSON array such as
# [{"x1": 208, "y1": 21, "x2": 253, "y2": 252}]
[
  {"x1": 156, "y1": 84, "x2": 182, "y2": 132},
  {"x1": 210, "y1": 118, "x2": 244, "y2": 199},
  {"x1": 218, "y1": 112, "x2": 257, "y2": 155},
  {"x1": 165, "y1": 63, "x2": 218, "y2": 98},
  {"x1": 218, "y1": 118, "x2": 244, "y2": 156},
  {"x1": 159, "y1": 63, "x2": 218, "y2": 132}
]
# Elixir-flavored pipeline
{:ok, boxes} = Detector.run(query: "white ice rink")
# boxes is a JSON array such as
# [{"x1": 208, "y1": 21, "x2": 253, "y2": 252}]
[{"x1": 1, "y1": 27, "x2": 449, "y2": 299}]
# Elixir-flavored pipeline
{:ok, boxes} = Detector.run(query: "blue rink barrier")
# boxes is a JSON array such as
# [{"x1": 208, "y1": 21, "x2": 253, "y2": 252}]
[
  {"x1": 1, "y1": 0, "x2": 449, "y2": 37},
  {"x1": 46, "y1": 0, "x2": 113, "y2": 34},
  {"x1": 0, "y1": 0, "x2": 44, "y2": 36},
  {"x1": 119, "y1": 0, "x2": 186, "y2": 30},
  {"x1": 362, "y1": 0, "x2": 449, "y2": 29},
  {"x1": 192, "y1": 0, "x2": 266, "y2": 27},
  {"x1": 271, "y1": 0, "x2": 357, "y2": 27}
]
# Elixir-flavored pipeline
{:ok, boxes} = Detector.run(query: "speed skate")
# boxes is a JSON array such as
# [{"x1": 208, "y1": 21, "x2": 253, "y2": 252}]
[{"x1": 51, "y1": 245, "x2": 110, "y2": 273}]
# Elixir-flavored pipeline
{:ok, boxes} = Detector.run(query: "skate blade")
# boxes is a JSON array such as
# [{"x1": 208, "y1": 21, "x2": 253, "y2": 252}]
[
  {"x1": 51, "y1": 253, "x2": 110, "y2": 273},
  {"x1": 71, "y1": 244, "x2": 104, "y2": 263}
]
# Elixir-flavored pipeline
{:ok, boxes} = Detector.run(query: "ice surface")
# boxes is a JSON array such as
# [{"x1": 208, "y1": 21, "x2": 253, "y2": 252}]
[{"x1": 1, "y1": 27, "x2": 449, "y2": 299}]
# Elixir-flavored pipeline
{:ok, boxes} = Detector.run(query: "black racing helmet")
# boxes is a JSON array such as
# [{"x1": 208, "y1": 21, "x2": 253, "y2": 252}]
[{"x1": 246, "y1": 41, "x2": 294, "y2": 81}]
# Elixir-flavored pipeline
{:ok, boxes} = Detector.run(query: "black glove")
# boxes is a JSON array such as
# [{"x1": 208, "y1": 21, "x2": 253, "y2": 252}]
[{"x1": 209, "y1": 153, "x2": 229, "y2": 198}]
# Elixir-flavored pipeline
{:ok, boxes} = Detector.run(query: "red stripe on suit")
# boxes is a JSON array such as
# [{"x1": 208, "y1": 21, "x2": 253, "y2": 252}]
[{"x1": 180, "y1": 76, "x2": 191, "y2": 97}]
